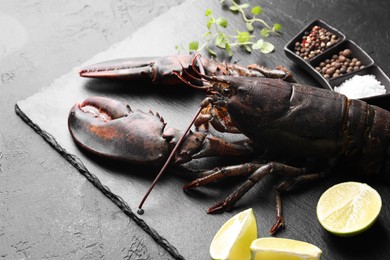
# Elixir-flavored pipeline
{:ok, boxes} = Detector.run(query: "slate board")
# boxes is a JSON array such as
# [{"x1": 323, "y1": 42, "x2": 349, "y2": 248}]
[{"x1": 15, "y1": 0, "x2": 390, "y2": 259}]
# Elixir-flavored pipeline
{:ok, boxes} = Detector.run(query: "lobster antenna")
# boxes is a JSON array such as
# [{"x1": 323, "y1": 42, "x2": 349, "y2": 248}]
[
  {"x1": 137, "y1": 107, "x2": 202, "y2": 214},
  {"x1": 137, "y1": 54, "x2": 206, "y2": 214}
]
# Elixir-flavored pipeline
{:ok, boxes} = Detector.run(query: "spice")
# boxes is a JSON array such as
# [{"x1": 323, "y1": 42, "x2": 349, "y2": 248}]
[
  {"x1": 334, "y1": 74, "x2": 386, "y2": 99},
  {"x1": 294, "y1": 25, "x2": 340, "y2": 60},
  {"x1": 315, "y1": 49, "x2": 365, "y2": 79}
]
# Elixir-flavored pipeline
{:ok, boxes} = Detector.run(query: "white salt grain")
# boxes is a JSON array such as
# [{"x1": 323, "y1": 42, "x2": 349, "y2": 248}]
[{"x1": 334, "y1": 74, "x2": 386, "y2": 99}]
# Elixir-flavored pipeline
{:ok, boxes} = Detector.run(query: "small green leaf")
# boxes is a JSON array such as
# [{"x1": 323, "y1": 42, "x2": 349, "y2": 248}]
[
  {"x1": 251, "y1": 6, "x2": 262, "y2": 15},
  {"x1": 238, "y1": 3, "x2": 250, "y2": 9},
  {"x1": 207, "y1": 17, "x2": 215, "y2": 30},
  {"x1": 252, "y1": 39, "x2": 264, "y2": 50},
  {"x1": 260, "y1": 41, "x2": 274, "y2": 53},
  {"x1": 225, "y1": 43, "x2": 233, "y2": 56},
  {"x1": 244, "y1": 44, "x2": 252, "y2": 53},
  {"x1": 260, "y1": 28, "x2": 270, "y2": 37},
  {"x1": 189, "y1": 41, "x2": 199, "y2": 51},
  {"x1": 216, "y1": 17, "x2": 228, "y2": 28},
  {"x1": 202, "y1": 31, "x2": 211, "y2": 38},
  {"x1": 215, "y1": 32, "x2": 229, "y2": 49},
  {"x1": 273, "y1": 23, "x2": 282, "y2": 31},
  {"x1": 237, "y1": 31, "x2": 251, "y2": 43},
  {"x1": 246, "y1": 22, "x2": 254, "y2": 32},
  {"x1": 229, "y1": 5, "x2": 240, "y2": 11},
  {"x1": 207, "y1": 47, "x2": 217, "y2": 56},
  {"x1": 183, "y1": 1, "x2": 281, "y2": 57}
]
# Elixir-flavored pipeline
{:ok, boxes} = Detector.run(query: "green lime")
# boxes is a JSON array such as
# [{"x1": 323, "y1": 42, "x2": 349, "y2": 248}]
[{"x1": 316, "y1": 181, "x2": 381, "y2": 236}]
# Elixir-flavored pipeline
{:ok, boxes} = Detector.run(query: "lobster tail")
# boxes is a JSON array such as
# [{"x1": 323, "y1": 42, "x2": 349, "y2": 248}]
[{"x1": 344, "y1": 100, "x2": 390, "y2": 182}]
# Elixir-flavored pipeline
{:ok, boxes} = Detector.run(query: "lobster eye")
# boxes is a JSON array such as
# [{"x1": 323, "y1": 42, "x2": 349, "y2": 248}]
[{"x1": 222, "y1": 88, "x2": 231, "y2": 96}]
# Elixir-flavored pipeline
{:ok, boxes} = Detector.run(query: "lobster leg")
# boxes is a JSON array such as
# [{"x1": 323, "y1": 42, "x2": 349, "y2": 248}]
[
  {"x1": 187, "y1": 161, "x2": 309, "y2": 189},
  {"x1": 183, "y1": 163, "x2": 262, "y2": 189},
  {"x1": 270, "y1": 173, "x2": 323, "y2": 235},
  {"x1": 206, "y1": 162, "x2": 306, "y2": 212},
  {"x1": 271, "y1": 191, "x2": 285, "y2": 235},
  {"x1": 203, "y1": 164, "x2": 327, "y2": 234},
  {"x1": 199, "y1": 162, "x2": 309, "y2": 234}
]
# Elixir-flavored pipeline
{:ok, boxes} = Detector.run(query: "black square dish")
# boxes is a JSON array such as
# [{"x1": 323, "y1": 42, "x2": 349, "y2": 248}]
[
  {"x1": 285, "y1": 19, "x2": 390, "y2": 110},
  {"x1": 284, "y1": 20, "x2": 346, "y2": 88},
  {"x1": 310, "y1": 40, "x2": 375, "y2": 89},
  {"x1": 330, "y1": 65, "x2": 390, "y2": 110},
  {"x1": 284, "y1": 19, "x2": 346, "y2": 62}
]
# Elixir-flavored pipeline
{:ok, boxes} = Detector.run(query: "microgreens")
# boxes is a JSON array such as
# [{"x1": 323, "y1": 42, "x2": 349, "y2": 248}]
[{"x1": 176, "y1": 0, "x2": 282, "y2": 57}]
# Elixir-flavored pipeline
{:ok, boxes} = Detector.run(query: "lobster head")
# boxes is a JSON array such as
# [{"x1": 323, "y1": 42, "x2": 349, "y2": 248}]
[{"x1": 199, "y1": 75, "x2": 294, "y2": 132}]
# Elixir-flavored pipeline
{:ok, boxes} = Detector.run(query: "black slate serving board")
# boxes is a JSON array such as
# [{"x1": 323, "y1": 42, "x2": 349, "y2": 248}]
[{"x1": 16, "y1": 0, "x2": 390, "y2": 259}]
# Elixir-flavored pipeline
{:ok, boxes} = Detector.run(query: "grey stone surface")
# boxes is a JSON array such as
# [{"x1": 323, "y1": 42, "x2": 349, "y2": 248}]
[
  {"x1": 1, "y1": 1, "x2": 184, "y2": 259},
  {"x1": 2, "y1": 0, "x2": 390, "y2": 259}
]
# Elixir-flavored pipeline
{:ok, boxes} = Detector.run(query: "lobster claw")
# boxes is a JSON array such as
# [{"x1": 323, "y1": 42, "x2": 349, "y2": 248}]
[
  {"x1": 79, "y1": 55, "x2": 274, "y2": 87},
  {"x1": 68, "y1": 96, "x2": 169, "y2": 164},
  {"x1": 68, "y1": 96, "x2": 254, "y2": 167},
  {"x1": 79, "y1": 55, "x2": 202, "y2": 85},
  {"x1": 80, "y1": 57, "x2": 158, "y2": 80}
]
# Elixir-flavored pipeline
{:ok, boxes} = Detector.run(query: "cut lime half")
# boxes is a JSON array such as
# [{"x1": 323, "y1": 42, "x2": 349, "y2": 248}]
[{"x1": 316, "y1": 181, "x2": 381, "y2": 236}]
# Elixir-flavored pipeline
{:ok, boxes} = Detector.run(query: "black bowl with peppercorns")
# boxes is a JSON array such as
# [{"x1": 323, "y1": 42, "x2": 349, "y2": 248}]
[
  {"x1": 310, "y1": 40, "x2": 374, "y2": 84},
  {"x1": 286, "y1": 20, "x2": 346, "y2": 62},
  {"x1": 284, "y1": 19, "x2": 346, "y2": 84},
  {"x1": 284, "y1": 19, "x2": 390, "y2": 109}
]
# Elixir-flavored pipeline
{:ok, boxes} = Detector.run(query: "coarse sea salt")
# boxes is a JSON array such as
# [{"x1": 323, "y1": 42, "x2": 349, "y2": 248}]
[{"x1": 334, "y1": 74, "x2": 386, "y2": 99}]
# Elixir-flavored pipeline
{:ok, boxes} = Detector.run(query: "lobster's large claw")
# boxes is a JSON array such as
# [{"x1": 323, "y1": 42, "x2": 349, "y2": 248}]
[
  {"x1": 79, "y1": 55, "x2": 267, "y2": 87},
  {"x1": 68, "y1": 96, "x2": 169, "y2": 164},
  {"x1": 79, "y1": 55, "x2": 204, "y2": 85},
  {"x1": 69, "y1": 96, "x2": 254, "y2": 168},
  {"x1": 79, "y1": 57, "x2": 159, "y2": 81}
]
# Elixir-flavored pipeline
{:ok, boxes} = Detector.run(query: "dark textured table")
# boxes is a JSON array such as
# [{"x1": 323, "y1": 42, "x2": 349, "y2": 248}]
[{"x1": 2, "y1": 0, "x2": 390, "y2": 259}]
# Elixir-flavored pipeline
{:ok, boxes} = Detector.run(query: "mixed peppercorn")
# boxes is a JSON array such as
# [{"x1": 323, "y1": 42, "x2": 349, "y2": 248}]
[
  {"x1": 293, "y1": 25, "x2": 340, "y2": 60},
  {"x1": 293, "y1": 25, "x2": 365, "y2": 80}
]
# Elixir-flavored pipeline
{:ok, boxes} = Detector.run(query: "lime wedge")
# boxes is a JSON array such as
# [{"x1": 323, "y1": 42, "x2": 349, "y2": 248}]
[
  {"x1": 210, "y1": 208, "x2": 257, "y2": 260},
  {"x1": 250, "y1": 237, "x2": 322, "y2": 260},
  {"x1": 316, "y1": 181, "x2": 382, "y2": 236}
]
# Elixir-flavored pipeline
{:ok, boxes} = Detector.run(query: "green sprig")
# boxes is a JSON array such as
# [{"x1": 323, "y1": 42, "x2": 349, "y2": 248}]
[{"x1": 180, "y1": 0, "x2": 282, "y2": 57}]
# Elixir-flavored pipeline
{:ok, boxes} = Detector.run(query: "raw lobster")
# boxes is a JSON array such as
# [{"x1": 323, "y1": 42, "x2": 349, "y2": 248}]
[{"x1": 69, "y1": 54, "x2": 390, "y2": 234}]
